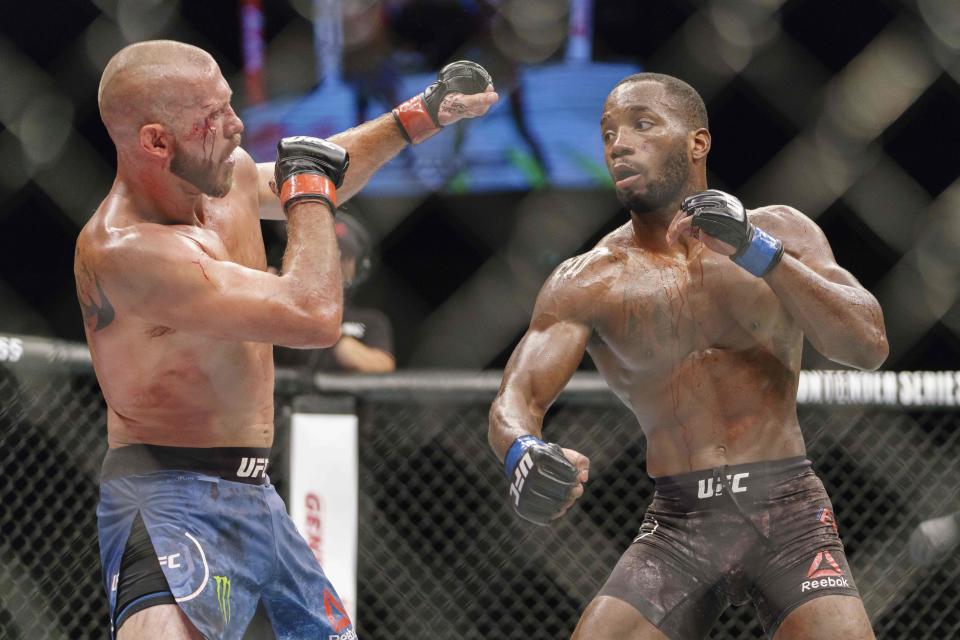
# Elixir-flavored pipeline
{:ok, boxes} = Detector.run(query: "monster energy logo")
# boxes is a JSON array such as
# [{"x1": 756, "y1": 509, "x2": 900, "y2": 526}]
[{"x1": 214, "y1": 575, "x2": 231, "y2": 623}]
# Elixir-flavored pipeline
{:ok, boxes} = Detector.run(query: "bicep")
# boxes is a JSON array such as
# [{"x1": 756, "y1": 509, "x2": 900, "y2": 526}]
[
  {"x1": 498, "y1": 257, "x2": 606, "y2": 413},
  {"x1": 778, "y1": 208, "x2": 862, "y2": 288},
  {"x1": 108, "y1": 240, "x2": 309, "y2": 344},
  {"x1": 501, "y1": 315, "x2": 592, "y2": 416}
]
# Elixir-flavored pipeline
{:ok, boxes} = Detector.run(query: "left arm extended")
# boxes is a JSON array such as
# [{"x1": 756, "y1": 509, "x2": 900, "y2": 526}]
[
  {"x1": 257, "y1": 114, "x2": 406, "y2": 219},
  {"x1": 257, "y1": 63, "x2": 498, "y2": 220},
  {"x1": 760, "y1": 207, "x2": 888, "y2": 370}
]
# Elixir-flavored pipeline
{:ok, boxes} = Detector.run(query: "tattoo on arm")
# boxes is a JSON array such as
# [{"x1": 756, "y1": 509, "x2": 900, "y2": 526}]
[{"x1": 77, "y1": 262, "x2": 116, "y2": 331}]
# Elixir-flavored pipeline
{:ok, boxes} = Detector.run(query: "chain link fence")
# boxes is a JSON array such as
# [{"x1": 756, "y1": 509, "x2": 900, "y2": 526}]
[
  {"x1": 2, "y1": 338, "x2": 959, "y2": 638},
  {"x1": 349, "y1": 387, "x2": 960, "y2": 639},
  {"x1": 0, "y1": 367, "x2": 105, "y2": 639}
]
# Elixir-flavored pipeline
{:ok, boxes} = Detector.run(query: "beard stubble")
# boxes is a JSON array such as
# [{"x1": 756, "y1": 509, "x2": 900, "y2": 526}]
[{"x1": 616, "y1": 143, "x2": 690, "y2": 214}]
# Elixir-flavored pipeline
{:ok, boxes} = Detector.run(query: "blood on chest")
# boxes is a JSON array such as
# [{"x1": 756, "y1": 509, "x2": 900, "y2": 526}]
[{"x1": 593, "y1": 257, "x2": 783, "y2": 369}]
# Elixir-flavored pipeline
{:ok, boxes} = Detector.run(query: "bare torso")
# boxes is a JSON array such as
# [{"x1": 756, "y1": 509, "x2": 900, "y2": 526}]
[
  {"x1": 74, "y1": 156, "x2": 275, "y2": 448},
  {"x1": 574, "y1": 210, "x2": 805, "y2": 477}
]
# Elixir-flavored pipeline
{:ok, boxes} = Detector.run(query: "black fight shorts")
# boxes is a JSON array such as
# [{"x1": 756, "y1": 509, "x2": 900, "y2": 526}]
[{"x1": 597, "y1": 456, "x2": 860, "y2": 639}]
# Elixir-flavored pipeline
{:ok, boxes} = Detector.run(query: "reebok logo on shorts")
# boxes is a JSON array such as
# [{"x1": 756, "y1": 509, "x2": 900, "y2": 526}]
[
  {"x1": 800, "y1": 550, "x2": 849, "y2": 592},
  {"x1": 807, "y1": 550, "x2": 843, "y2": 579},
  {"x1": 323, "y1": 588, "x2": 351, "y2": 634}
]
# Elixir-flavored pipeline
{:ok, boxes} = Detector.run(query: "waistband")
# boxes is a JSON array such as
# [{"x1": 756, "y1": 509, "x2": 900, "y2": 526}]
[
  {"x1": 101, "y1": 445, "x2": 272, "y2": 485},
  {"x1": 653, "y1": 456, "x2": 812, "y2": 509}
]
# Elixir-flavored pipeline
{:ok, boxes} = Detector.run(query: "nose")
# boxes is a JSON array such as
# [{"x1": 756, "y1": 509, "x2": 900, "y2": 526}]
[
  {"x1": 225, "y1": 106, "x2": 244, "y2": 138},
  {"x1": 609, "y1": 128, "x2": 632, "y2": 159}
]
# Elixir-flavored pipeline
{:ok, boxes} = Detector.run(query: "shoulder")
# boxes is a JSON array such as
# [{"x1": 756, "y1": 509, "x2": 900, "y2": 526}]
[
  {"x1": 541, "y1": 222, "x2": 635, "y2": 301},
  {"x1": 596, "y1": 221, "x2": 638, "y2": 250},
  {"x1": 74, "y1": 219, "x2": 184, "y2": 314},
  {"x1": 536, "y1": 243, "x2": 626, "y2": 323},
  {"x1": 547, "y1": 245, "x2": 626, "y2": 293},
  {"x1": 751, "y1": 204, "x2": 822, "y2": 236},
  {"x1": 88, "y1": 223, "x2": 206, "y2": 283},
  {"x1": 750, "y1": 204, "x2": 829, "y2": 249}
]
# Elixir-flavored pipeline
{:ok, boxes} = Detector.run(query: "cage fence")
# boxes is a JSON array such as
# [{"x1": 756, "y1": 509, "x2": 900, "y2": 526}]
[{"x1": 2, "y1": 337, "x2": 959, "y2": 638}]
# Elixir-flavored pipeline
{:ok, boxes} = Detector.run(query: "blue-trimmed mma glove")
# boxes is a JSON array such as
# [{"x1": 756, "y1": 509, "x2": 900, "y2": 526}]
[
  {"x1": 504, "y1": 436, "x2": 579, "y2": 526},
  {"x1": 392, "y1": 60, "x2": 493, "y2": 145},
  {"x1": 681, "y1": 189, "x2": 784, "y2": 277}
]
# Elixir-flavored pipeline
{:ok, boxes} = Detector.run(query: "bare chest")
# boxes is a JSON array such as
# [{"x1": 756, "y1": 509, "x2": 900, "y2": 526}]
[
  {"x1": 184, "y1": 200, "x2": 267, "y2": 270},
  {"x1": 589, "y1": 250, "x2": 788, "y2": 372},
  {"x1": 101, "y1": 199, "x2": 269, "y2": 383}
]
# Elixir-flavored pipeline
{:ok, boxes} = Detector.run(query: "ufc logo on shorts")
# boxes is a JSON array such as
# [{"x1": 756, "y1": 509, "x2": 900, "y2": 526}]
[
  {"x1": 158, "y1": 553, "x2": 182, "y2": 569},
  {"x1": 237, "y1": 457, "x2": 268, "y2": 478},
  {"x1": 697, "y1": 472, "x2": 749, "y2": 499},
  {"x1": 509, "y1": 452, "x2": 534, "y2": 507}
]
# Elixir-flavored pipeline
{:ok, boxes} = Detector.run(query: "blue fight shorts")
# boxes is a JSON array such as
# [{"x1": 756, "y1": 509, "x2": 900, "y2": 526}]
[{"x1": 97, "y1": 445, "x2": 356, "y2": 640}]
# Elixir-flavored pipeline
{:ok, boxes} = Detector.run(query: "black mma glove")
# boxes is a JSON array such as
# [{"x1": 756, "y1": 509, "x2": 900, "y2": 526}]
[
  {"x1": 274, "y1": 136, "x2": 350, "y2": 212},
  {"x1": 392, "y1": 60, "x2": 493, "y2": 145},
  {"x1": 503, "y1": 435, "x2": 579, "y2": 526},
  {"x1": 681, "y1": 189, "x2": 784, "y2": 277}
]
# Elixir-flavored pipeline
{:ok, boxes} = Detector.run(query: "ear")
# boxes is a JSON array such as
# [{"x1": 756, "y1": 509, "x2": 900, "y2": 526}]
[
  {"x1": 138, "y1": 124, "x2": 173, "y2": 161},
  {"x1": 690, "y1": 127, "x2": 711, "y2": 161}
]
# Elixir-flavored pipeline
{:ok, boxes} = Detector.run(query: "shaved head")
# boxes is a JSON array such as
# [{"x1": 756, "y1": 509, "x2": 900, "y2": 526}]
[
  {"x1": 98, "y1": 40, "x2": 219, "y2": 144},
  {"x1": 608, "y1": 73, "x2": 708, "y2": 132},
  {"x1": 99, "y1": 40, "x2": 242, "y2": 198}
]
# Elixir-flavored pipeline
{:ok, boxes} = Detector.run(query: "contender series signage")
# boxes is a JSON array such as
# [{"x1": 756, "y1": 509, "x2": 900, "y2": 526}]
[{"x1": 798, "y1": 370, "x2": 960, "y2": 407}]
